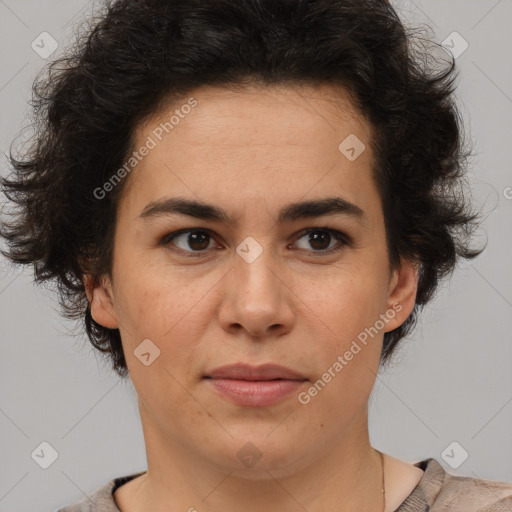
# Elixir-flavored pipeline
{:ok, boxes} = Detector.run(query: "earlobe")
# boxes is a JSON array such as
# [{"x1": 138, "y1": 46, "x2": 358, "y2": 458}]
[
  {"x1": 83, "y1": 274, "x2": 119, "y2": 329},
  {"x1": 384, "y1": 259, "x2": 419, "y2": 332}
]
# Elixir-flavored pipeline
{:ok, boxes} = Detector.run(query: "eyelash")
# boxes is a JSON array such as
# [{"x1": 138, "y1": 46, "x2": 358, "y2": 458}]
[{"x1": 159, "y1": 227, "x2": 352, "y2": 258}]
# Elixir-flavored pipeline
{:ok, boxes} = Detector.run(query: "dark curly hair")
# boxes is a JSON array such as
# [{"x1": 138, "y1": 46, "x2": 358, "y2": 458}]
[{"x1": 1, "y1": 0, "x2": 484, "y2": 378}]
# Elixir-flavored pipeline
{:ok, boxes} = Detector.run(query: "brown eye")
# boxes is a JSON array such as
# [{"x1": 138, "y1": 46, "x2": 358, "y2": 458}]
[
  {"x1": 164, "y1": 229, "x2": 214, "y2": 253},
  {"x1": 294, "y1": 229, "x2": 350, "y2": 254},
  {"x1": 307, "y1": 231, "x2": 332, "y2": 250}
]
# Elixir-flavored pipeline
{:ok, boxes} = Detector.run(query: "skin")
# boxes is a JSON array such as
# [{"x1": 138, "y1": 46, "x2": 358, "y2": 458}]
[{"x1": 86, "y1": 83, "x2": 423, "y2": 512}]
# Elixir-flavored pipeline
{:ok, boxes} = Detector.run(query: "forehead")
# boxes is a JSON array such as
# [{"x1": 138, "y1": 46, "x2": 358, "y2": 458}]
[
  {"x1": 148, "y1": 82, "x2": 370, "y2": 148},
  {"x1": 121, "y1": 82, "x2": 379, "y2": 225}
]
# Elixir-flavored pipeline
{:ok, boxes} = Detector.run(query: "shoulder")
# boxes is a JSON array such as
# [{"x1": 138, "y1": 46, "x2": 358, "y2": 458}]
[
  {"x1": 436, "y1": 463, "x2": 512, "y2": 511},
  {"x1": 398, "y1": 458, "x2": 512, "y2": 512},
  {"x1": 55, "y1": 471, "x2": 146, "y2": 512}
]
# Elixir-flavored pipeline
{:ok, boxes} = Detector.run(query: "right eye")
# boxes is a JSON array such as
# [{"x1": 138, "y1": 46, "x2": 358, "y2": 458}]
[{"x1": 160, "y1": 228, "x2": 220, "y2": 256}]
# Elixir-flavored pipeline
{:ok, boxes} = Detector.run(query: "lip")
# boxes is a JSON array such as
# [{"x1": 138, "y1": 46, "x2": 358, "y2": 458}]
[
  {"x1": 204, "y1": 363, "x2": 307, "y2": 407},
  {"x1": 205, "y1": 363, "x2": 306, "y2": 381}
]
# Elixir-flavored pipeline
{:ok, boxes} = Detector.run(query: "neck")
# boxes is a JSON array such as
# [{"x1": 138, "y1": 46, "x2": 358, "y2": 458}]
[{"x1": 124, "y1": 402, "x2": 385, "y2": 512}]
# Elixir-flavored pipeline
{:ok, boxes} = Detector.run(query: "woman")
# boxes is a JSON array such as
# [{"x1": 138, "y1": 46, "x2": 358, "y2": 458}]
[{"x1": 2, "y1": 0, "x2": 511, "y2": 510}]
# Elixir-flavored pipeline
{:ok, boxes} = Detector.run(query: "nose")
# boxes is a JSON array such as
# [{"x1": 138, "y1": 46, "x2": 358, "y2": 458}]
[{"x1": 217, "y1": 241, "x2": 295, "y2": 339}]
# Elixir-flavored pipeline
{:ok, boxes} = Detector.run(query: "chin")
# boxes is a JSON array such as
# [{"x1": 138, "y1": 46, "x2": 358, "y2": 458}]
[{"x1": 203, "y1": 432, "x2": 314, "y2": 479}]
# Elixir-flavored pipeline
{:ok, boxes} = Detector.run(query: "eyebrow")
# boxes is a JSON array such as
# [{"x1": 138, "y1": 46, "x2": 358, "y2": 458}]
[{"x1": 140, "y1": 196, "x2": 366, "y2": 224}]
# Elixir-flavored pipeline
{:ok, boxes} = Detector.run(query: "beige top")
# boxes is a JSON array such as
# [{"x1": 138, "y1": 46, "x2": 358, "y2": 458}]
[{"x1": 56, "y1": 458, "x2": 512, "y2": 511}]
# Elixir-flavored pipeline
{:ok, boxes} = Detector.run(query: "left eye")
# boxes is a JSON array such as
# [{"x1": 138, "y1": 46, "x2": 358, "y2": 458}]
[{"x1": 293, "y1": 228, "x2": 349, "y2": 253}]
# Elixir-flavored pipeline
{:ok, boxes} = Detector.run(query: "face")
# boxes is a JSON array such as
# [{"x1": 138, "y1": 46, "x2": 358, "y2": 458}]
[{"x1": 89, "y1": 83, "x2": 418, "y2": 478}]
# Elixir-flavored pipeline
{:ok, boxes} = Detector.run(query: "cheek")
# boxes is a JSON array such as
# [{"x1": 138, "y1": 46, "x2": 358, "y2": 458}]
[
  {"x1": 113, "y1": 274, "x2": 169, "y2": 344},
  {"x1": 111, "y1": 248, "x2": 177, "y2": 334},
  {"x1": 310, "y1": 266, "x2": 387, "y2": 340},
  {"x1": 302, "y1": 289, "x2": 382, "y2": 422},
  {"x1": 112, "y1": 256, "x2": 220, "y2": 363},
  {"x1": 297, "y1": 265, "x2": 387, "y2": 407}
]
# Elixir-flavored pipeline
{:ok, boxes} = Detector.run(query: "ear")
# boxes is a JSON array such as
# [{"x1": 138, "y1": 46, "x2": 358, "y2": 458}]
[
  {"x1": 383, "y1": 259, "x2": 419, "y2": 332},
  {"x1": 83, "y1": 274, "x2": 119, "y2": 329}
]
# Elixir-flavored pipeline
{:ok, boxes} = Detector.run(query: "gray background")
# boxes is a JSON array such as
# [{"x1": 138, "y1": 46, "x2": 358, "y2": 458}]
[{"x1": 0, "y1": 0, "x2": 511, "y2": 510}]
